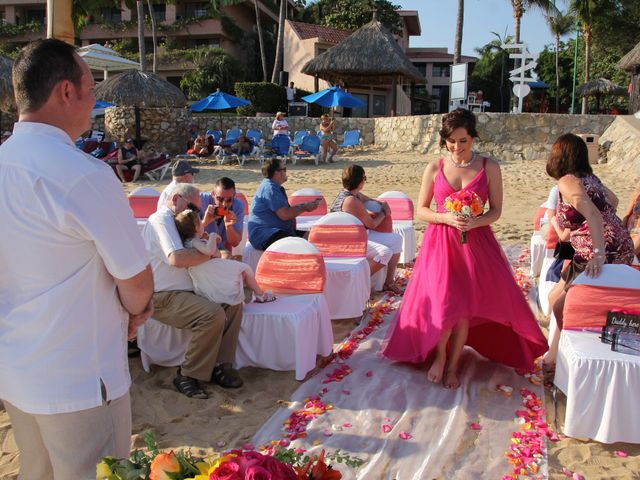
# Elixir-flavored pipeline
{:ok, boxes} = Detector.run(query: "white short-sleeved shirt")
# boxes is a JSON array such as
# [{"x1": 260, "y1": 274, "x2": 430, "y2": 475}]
[
  {"x1": 143, "y1": 206, "x2": 194, "y2": 292},
  {"x1": 157, "y1": 179, "x2": 177, "y2": 211},
  {"x1": 542, "y1": 186, "x2": 559, "y2": 226},
  {"x1": 272, "y1": 119, "x2": 289, "y2": 137},
  {"x1": 0, "y1": 122, "x2": 149, "y2": 414}
]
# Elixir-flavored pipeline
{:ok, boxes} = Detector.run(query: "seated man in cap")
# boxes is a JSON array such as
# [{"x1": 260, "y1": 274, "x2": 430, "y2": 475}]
[{"x1": 157, "y1": 160, "x2": 200, "y2": 210}]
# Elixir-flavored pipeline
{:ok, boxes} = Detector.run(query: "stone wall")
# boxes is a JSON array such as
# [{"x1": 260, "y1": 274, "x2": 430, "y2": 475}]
[
  {"x1": 193, "y1": 115, "x2": 376, "y2": 146},
  {"x1": 600, "y1": 115, "x2": 640, "y2": 181},
  {"x1": 104, "y1": 106, "x2": 191, "y2": 153},
  {"x1": 375, "y1": 113, "x2": 616, "y2": 161}
]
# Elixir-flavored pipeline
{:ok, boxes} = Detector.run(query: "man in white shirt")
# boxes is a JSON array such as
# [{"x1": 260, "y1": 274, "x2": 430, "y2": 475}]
[
  {"x1": 286, "y1": 81, "x2": 296, "y2": 103},
  {"x1": 156, "y1": 160, "x2": 199, "y2": 210},
  {"x1": 0, "y1": 39, "x2": 154, "y2": 479},
  {"x1": 143, "y1": 183, "x2": 244, "y2": 399}
]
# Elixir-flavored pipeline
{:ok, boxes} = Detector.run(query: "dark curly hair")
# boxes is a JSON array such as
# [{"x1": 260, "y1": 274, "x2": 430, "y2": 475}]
[
  {"x1": 439, "y1": 108, "x2": 479, "y2": 148},
  {"x1": 546, "y1": 133, "x2": 593, "y2": 180}
]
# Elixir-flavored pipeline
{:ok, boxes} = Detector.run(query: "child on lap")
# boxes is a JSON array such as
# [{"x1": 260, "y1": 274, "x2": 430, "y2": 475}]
[{"x1": 175, "y1": 209, "x2": 274, "y2": 304}]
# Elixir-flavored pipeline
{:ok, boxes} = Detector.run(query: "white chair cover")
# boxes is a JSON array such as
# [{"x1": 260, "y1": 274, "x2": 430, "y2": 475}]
[
  {"x1": 231, "y1": 217, "x2": 249, "y2": 256},
  {"x1": 242, "y1": 241, "x2": 264, "y2": 273},
  {"x1": 324, "y1": 257, "x2": 371, "y2": 319},
  {"x1": 130, "y1": 186, "x2": 161, "y2": 197},
  {"x1": 537, "y1": 249, "x2": 557, "y2": 316},
  {"x1": 138, "y1": 318, "x2": 191, "y2": 373},
  {"x1": 296, "y1": 215, "x2": 324, "y2": 232},
  {"x1": 530, "y1": 232, "x2": 546, "y2": 277},
  {"x1": 377, "y1": 192, "x2": 417, "y2": 263}
]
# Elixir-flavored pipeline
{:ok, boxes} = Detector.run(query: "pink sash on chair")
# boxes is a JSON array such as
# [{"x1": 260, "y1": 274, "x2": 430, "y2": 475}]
[
  {"x1": 128, "y1": 196, "x2": 158, "y2": 219},
  {"x1": 563, "y1": 284, "x2": 640, "y2": 330},
  {"x1": 379, "y1": 197, "x2": 414, "y2": 221},
  {"x1": 236, "y1": 191, "x2": 249, "y2": 215},
  {"x1": 533, "y1": 206, "x2": 546, "y2": 231},
  {"x1": 309, "y1": 224, "x2": 367, "y2": 257},
  {"x1": 256, "y1": 251, "x2": 326, "y2": 294},
  {"x1": 289, "y1": 194, "x2": 328, "y2": 217}
]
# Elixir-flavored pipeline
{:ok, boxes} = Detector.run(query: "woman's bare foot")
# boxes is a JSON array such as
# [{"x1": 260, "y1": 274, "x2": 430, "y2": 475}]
[
  {"x1": 427, "y1": 356, "x2": 446, "y2": 383},
  {"x1": 443, "y1": 368, "x2": 461, "y2": 389}
]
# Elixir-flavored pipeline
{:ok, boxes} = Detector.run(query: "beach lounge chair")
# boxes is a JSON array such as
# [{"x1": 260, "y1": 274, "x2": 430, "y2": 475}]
[
  {"x1": 206, "y1": 129, "x2": 222, "y2": 145},
  {"x1": 128, "y1": 187, "x2": 160, "y2": 230},
  {"x1": 261, "y1": 134, "x2": 290, "y2": 165},
  {"x1": 338, "y1": 129, "x2": 362, "y2": 149},
  {"x1": 377, "y1": 191, "x2": 417, "y2": 264},
  {"x1": 221, "y1": 128, "x2": 242, "y2": 146},
  {"x1": 289, "y1": 130, "x2": 309, "y2": 155},
  {"x1": 291, "y1": 134, "x2": 322, "y2": 166}
]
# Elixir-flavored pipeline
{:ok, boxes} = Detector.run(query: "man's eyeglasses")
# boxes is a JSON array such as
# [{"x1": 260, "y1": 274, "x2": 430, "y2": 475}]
[
  {"x1": 179, "y1": 194, "x2": 200, "y2": 212},
  {"x1": 215, "y1": 195, "x2": 235, "y2": 204}
]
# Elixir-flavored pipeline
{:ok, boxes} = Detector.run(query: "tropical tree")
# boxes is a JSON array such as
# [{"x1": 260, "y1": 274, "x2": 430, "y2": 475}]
[
  {"x1": 509, "y1": 0, "x2": 557, "y2": 43},
  {"x1": 136, "y1": 1, "x2": 147, "y2": 71},
  {"x1": 254, "y1": 0, "x2": 268, "y2": 82},
  {"x1": 570, "y1": 0, "x2": 596, "y2": 114},
  {"x1": 469, "y1": 34, "x2": 513, "y2": 112},
  {"x1": 453, "y1": 0, "x2": 464, "y2": 64},
  {"x1": 270, "y1": 0, "x2": 286, "y2": 83},
  {"x1": 544, "y1": 9, "x2": 574, "y2": 112},
  {"x1": 180, "y1": 48, "x2": 244, "y2": 99},
  {"x1": 298, "y1": 0, "x2": 401, "y2": 33}
]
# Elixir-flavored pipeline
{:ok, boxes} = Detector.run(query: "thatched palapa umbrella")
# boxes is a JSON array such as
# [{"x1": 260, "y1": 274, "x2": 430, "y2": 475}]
[
  {"x1": 576, "y1": 78, "x2": 628, "y2": 113},
  {"x1": 93, "y1": 69, "x2": 186, "y2": 147},
  {"x1": 617, "y1": 40, "x2": 640, "y2": 113},
  {"x1": 301, "y1": 19, "x2": 426, "y2": 116},
  {"x1": 0, "y1": 56, "x2": 15, "y2": 145}
]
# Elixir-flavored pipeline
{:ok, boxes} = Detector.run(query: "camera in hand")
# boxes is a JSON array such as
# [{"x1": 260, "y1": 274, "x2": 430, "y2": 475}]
[{"x1": 214, "y1": 206, "x2": 230, "y2": 217}]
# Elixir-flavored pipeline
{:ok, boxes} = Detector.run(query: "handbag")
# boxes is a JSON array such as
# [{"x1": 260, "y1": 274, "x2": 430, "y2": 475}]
[{"x1": 553, "y1": 241, "x2": 575, "y2": 260}]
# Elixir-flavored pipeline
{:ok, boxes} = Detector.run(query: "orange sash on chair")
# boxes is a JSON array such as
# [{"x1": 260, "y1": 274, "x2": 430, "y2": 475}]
[
  {"x1": 289, "y1": 195, "x2": 328, "y2": 216},
  {"x1": 236, "y1": 192, "x2": 249, "y2": 215},
  {"x1": 128, "y1": 196, "x2": 158, "y2": 219},
  {"x1": 380, "y1": 197, "x2": 414, "y2": 221},
  {"x1": 255, "y1": 251, "x2": 326, "y2": 294},
  {"x1": 308, "y1": 224, "x2": 367, "y2": 257},
  {"x1": 563, "y1": 284, "x2": 640, "y2": 330},
  {"x1": 532, "y1": 206, "x2": 546, "y2": 231}
]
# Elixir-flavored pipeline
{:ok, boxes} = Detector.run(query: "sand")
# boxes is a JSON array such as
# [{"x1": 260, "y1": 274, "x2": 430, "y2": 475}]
[{"x1": 0, "y1": 148, "x2": 638, "y2": 479}]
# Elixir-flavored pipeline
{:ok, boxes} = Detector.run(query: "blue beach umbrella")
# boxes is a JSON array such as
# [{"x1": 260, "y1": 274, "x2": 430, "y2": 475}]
[
  {"x1": 302, "y1": 86, "x2": 365, "y2": 109},
  {"x1": 92, "y1": 99, "x2": 114, "y2": 118},
  {"x1": 190, "y1": 88, "x2": 251, "y2": 131}
]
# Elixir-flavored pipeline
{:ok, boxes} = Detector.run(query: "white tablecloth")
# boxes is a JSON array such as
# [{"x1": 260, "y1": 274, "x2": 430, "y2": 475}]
[
  {"x1": 324, "y1": 257, "x2": 370, "y2": 319},
  {"x1": 393, "y1": 220, "x2": 416, "y2": 264},
  {"x1": 537, "y1": 249, "x2": 557, "y2": 316},
  {"x1": 138, "y1": 294, "x2": 332, "y2": 381},
  {"x1": 555, "y1": 330, "x2": 640, "y2": 443},
  {"x1": 236, "y1": 294, "x2": 333, "y2": 380},
  {"x1": 530, "y1": 232, "x2": 546, "y2": 277},
  {"x1": 242, "y1": 241, "x2": 264, "y2": 273}
]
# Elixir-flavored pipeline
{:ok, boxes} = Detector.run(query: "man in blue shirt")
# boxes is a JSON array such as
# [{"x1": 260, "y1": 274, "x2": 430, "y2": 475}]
[
  {"x1": 200, "y1": 177, "x2": 244, "y2": 257},
  {"x1": 248, "y1": 158, "x2": 319, "y2": 250}
]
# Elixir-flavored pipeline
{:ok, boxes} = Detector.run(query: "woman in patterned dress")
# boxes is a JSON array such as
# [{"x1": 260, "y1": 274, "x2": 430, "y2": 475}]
[{"x1": 546, "y1": 133, "x2": 634, "y2": 329}]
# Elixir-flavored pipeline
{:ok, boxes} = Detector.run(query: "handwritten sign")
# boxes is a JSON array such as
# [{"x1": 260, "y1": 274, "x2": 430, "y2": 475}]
[{"x1": 602, "y1": 311, "x2": 640, "y2": 344}]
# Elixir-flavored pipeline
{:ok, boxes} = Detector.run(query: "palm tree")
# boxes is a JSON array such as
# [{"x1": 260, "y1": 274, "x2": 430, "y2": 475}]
[
  {"x1": 254, "y1": 0, "x2": 268, "y2": 81},
  {"x1": 453, "y1": 0, "x2": 464, "y2": 64},
  {"x1": 147, "y1": 0, "x2": 158, "y2": 73},
  {"x1": 509, "y1": 0, "x2": 557, "y2": 44},
  {"x1": 570, "y1": 0, "x2": 595, "y2": 114},
  {"x1": 271, "y1": 0, "x2": 286, "y2": 83},
  {"x1": 545, "y1": 9, "x2": 574, "y2": 112},
  {"x1": 136, "y1": 1, "x2": 147, "y2": 71}
]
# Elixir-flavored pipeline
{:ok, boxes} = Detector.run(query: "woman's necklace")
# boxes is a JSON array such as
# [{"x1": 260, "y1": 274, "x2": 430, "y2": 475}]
[{"x1": 448, "y1": 151, "x2": 477, "y2": 168}]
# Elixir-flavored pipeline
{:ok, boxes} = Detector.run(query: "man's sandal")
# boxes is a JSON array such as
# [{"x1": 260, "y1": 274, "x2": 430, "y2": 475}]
[
  {"x1": 211, "y1": 364, "x2": 243, "y2": 389},
  {"x1": 173, "y1": 369, "x2": 208, "y2": 399},
  {"x1": 383, "y1": 282, "x2": 404, "y2": 295}
]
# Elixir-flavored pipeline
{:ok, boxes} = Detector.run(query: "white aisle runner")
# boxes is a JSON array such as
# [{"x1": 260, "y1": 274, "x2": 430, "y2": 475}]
[{"x1": 252, "y1": 295, "x2": 549, "y2": 479}]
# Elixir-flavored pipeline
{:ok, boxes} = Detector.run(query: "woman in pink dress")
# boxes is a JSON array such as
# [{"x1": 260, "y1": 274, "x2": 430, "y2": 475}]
[{"x1": 381, "y1": 109, "x2": 548, "y2": 388}]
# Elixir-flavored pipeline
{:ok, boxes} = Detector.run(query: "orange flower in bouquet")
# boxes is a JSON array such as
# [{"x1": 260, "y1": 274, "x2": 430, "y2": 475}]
[
  {"x1": 149, "y1": 451, "x2": 180, "y2": 480},
  {"x1": 443, "y1": 190, "x2": 484, "y2": 244}
]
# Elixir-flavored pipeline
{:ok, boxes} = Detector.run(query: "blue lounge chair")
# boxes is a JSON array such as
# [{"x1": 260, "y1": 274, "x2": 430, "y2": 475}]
[
  {"x1": 261, "y1": 134, "x2": 290, "y2": 165},
  {"x1": 338, "y1": 130, "x2": 362, "y2": 149},
  {"x1": 222, "y1": 128, "x2": 242, "y2": 146},
  {"x1": 292, "y1": 134, "x2": 322, "y2": 166},
  {"x1": 206, "y1": 129, "x2": 222, "y2": 145}
]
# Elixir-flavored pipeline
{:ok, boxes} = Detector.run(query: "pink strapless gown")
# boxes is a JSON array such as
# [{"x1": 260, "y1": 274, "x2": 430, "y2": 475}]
[{"x1": 382, "y1": 159, "x2": 548, "y2": 371}]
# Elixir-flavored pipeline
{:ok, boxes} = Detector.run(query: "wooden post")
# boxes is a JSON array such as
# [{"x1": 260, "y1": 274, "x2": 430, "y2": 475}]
[
  {"x1": 410, "y1": 82, "x2": 415, "y2": 115},
  {"x1": 391, "y1": 75, "x2": 397, "y2": 117},
  {"x1": 47, "y1": 0, "x2": 74, "y2": 45},
  {"x1": 314, "y1": 75, "x2": 319, "y2": 93},
  {"x1": 630, "y1": 71, "x2": 640, "y2": 114}
]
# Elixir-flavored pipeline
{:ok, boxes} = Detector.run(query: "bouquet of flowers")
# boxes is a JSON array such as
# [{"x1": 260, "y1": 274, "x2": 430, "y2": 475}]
[
  {"x1": 443, "y1": 190, "x2": 484, "y2": 244},
  {"x1": 96, "y1": 431, "x2": 359, "y2": 480}
]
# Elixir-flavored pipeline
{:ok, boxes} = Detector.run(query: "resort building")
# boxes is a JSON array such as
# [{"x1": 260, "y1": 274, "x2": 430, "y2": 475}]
[
  {"x1": 283, "y1": 11, "x2": 477, "y2": 116},
  {"x1": 0, "y1": 0, "x2": 286, "y2": 85}
]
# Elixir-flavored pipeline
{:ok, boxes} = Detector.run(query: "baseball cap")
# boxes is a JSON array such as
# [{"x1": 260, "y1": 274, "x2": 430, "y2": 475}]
[
  {"x1": 125, "y1": 138, "x2": 133, "y2": 143},
  {"x1": 172, "y1": 160, "x2": 200, "y2": 177}
]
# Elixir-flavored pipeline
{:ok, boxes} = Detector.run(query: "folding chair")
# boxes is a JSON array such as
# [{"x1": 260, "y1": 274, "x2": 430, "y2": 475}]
[
  {"x1": 289, "y1": 130, "x2": 309, "y2": 155},
  {"x1": 261, "y1": 134, "x2": 290, "y2": 165},
  {"x1": 142, "y1": 154, "x2": 173, "y2": 181},
  {"x1": 291, "y1": 134, "x2": 322, "y2": 166},
  {"x1": 338, "y1": 130, "x2": 362, "y2": 149}
]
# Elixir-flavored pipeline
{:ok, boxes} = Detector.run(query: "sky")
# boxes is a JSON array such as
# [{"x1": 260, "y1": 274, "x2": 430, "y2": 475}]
[{"x1": 396, "y1": 0, "x2": 569, "y2": 58}]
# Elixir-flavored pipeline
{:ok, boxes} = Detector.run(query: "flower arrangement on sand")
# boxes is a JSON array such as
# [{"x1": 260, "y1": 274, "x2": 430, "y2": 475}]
[{"x1": 96, "y1": 431, "x2": 363, "y2": 480}]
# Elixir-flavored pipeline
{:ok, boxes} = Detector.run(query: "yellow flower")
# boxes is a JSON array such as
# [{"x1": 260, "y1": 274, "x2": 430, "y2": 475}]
[{"x1": 96, "y1": 460, "x2": 113, "y2": 480}]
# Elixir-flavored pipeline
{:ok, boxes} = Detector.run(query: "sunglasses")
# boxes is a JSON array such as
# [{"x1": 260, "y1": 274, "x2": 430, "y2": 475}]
[
  {"x1": 179, "y1": 195, "x2": 200, "y2": 213},
  {"x1": 215, "y1": 195, "x2": 235, "y2": 204}
]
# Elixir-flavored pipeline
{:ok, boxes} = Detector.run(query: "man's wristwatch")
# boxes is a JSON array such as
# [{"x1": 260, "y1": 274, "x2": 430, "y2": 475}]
[{"x1": 593, "y1": 248, "x2": 605, "y2": 257}]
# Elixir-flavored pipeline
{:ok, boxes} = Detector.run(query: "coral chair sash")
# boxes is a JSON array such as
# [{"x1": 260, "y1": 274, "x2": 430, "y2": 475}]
[
  {"x1": 128, "y1": 196, "x2": 158, "y2": 219},
  {"x1": 563, "y1": 284, "x2": 640, "y2": 330},
  {"x1": 308, "y1": 224, "x2": 367, "y2": 257},
  {"x1": 371, "y1": 212, "x2": 393, "y2": 233},
  {"x1": 236, "y1": 192, "x2": 249, "y2": 215},
  {"x1": 380, "y1": 197, "x2": 414, "y2": 221},
  {"x1": 289, "y1": 195, "x2": 328, "y2": 216},
  {"x1": 255, "y1": 251, "x2": 326, "y2": 294}
]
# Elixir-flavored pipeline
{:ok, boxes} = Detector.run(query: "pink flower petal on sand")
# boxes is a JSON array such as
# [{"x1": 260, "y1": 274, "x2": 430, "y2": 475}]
[
  {"x1": 562, "y1": 467, "x2": 573, "y2": 477},
  {"x1": 469, "y1": 422, "x2": 482, "y2": 431},
  {"x1": 572, "y1": 474, "x2": 585, "y2": 480},
  {"x1": 399, "y1": 432, "x2": 412, "y2": 440},
  {"x1": 323, "y1": 430, "x2": 333, "y2": 437},
  {"x1": 382, "y1": 424, "x2": 392, "y2": 433},
  {"x1": 343, "y1": 423, "x2": 352, "y2": 428},
  {"x1": 383, "y1": 417, "x2": 391, "y2": 422},
  {"x1": 366, "y1": 371, "x2": 373, "y2": 377},
  {"x1": 614, "y1": 450, "x2": 629, "y2": 457},
  {"x1": 215, "y1": 440, "x2": 227, "y2": 448},
  {"x1": 342, "y1": 389, "x2": 351, "y2": 395}
]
